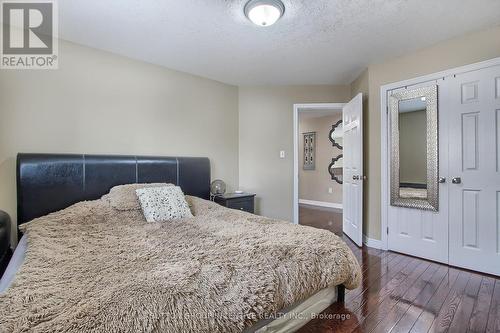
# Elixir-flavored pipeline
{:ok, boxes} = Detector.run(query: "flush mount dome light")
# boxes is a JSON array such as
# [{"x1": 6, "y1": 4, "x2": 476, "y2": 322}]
[{"x1": 244, "y1": 0, "x2": 285, "y2": 27}]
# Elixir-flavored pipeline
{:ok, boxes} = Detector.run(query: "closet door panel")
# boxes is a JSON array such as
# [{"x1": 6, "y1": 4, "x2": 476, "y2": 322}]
[
  {"x1": 387, "y1": 80, "x2": 449, "y2": 264},
  {"x1": 448, "y1": 65, "x2": 500, "y2": 276}
]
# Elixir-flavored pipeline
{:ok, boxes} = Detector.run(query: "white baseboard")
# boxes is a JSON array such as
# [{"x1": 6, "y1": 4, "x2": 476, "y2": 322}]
[
  {"x1": 299, "y1": 199, "x2": 342, "y2": 210},
  {"x1": 363, "y1": 234, "x2": 384, "y2": 249}
]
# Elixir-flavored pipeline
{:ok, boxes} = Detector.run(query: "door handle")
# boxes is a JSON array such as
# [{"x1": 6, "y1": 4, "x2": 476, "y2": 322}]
[
  {"x1": 352, "y1": 175, "x2": 360, "y2": 180},
  {"x1": 452, "y1": 177, "x2": 461, "y2": 184},
  {"x1": 438, "y1": 177, "x2": 446, "y2": 183}
]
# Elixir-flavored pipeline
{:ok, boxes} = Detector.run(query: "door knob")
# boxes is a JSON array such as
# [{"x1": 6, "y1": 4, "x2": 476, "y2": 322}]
[
  {"x1": 452, "y1": 177, "x2": 461, "y2": 184},
  {"x1": 438, "y1": 177, "x2": 446, "y2": 183},
  {"x1": 353, "y1": 175, "x2": 360, "y2": 180}
]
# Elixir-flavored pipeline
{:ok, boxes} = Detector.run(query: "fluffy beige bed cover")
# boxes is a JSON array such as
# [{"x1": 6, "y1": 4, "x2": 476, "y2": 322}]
[{"x1": 0, "y1": 185, "x2": 361, "y2": 333}]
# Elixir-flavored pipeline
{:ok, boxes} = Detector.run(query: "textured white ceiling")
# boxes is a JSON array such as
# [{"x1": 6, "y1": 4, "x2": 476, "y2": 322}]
[{"x1": 59, "y1": 0, "x2": 500, "y2": 85}]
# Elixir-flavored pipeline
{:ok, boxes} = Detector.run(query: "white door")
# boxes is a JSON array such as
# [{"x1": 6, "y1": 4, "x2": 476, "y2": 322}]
[
  {"x1": 343, "y1": 93, "x2": 363, "y2": 246},
  {"x1": 448, "y1": 65, "x2": 500, "y2": 276},
  {"x1": 387, "y1": 81, "x2": 449, "y2": 264}
]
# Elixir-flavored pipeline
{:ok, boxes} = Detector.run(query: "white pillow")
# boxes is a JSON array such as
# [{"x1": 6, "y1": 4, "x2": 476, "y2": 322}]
[{"x1": 136, "y1": 186, "x2": 193, "y2": 222}]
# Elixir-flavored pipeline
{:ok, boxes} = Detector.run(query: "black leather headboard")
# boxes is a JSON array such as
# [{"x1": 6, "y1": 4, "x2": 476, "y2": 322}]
[{"x1": 16, "y1": 153, "x2": 210, "y2": 226}]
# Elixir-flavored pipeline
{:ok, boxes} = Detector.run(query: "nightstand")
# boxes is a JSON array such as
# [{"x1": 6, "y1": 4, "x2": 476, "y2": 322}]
[{"x1": 214, "y1": 193, "x2": 256, "y2": 214}]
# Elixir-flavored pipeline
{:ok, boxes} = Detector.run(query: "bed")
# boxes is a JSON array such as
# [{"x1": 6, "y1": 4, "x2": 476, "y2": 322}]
[{"x1": 0, "y1": 153, "x2": 361, "y2": 333}]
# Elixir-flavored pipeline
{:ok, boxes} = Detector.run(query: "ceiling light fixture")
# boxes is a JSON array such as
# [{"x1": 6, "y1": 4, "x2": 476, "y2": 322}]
[{"x1": 244, "y1": 0, "x2": 285, "y2": 27}]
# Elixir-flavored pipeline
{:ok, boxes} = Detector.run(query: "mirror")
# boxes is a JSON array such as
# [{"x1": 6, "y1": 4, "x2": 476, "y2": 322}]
[
  {"x1": 328, "y1": 155, "x2": 343, "y2": 184},
  {"x1": 329, "y1": 120, "x2": 343, "y2": 149},
  {"x1": 398, "y1": 97, "x2": 427, "y2": 199},
  {"x1": 389, "y1": 85, "x2": 438, "y2": 211}
]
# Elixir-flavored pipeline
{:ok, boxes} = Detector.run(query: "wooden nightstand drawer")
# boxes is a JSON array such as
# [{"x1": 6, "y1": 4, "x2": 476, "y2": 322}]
[
  {"x1": 227, "y1": 198, "x2": 254, "y2": 213},
  {"x1": 214, "y1": 193, "x2": 256, "y2": 214}
]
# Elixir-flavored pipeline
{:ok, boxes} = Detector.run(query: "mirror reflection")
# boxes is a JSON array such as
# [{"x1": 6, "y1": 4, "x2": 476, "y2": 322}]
[{"x1": 398, "y1": 97, "x2": 428, "y2": 200}]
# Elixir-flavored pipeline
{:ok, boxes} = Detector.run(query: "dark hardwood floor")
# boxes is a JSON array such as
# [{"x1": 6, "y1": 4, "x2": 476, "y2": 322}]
[{"x1": 298, "y1": 204, "x2": 500, "y2": 333}]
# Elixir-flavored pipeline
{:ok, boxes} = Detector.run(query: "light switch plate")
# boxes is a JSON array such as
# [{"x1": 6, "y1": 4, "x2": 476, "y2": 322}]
[{"x1": 279, "y1": 150, "x2": 285, "y2": 159}]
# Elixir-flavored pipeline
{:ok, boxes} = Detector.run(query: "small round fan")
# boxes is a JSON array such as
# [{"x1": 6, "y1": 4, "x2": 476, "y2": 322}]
[{"x1": 210, "y1": 179, "x2": 226, "y2": 196}]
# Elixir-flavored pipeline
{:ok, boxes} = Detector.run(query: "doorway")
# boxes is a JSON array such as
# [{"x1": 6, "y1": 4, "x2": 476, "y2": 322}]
[{"x1": 293, "y1": 96, "x2": 364, "y2": 246}]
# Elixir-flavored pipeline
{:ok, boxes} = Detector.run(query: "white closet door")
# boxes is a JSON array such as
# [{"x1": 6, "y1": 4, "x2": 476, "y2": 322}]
[
  {"x1": 387, "y1": 81, "x2": 449, "y2": 264},
  {"x1": 448, "y1": 66, "x2": 500, "y2": 276},
  {"x1": 342, "y1": 93, "x2": 363, "y2": 247}
]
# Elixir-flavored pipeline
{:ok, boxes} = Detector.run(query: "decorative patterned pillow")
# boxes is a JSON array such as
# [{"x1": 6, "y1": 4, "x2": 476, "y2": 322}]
[{"x1": 136, "y1": 186, "x2": 193, "y2": 222}]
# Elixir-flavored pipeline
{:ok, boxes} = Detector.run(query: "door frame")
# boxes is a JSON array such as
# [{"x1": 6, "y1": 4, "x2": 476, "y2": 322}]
[
  {"x1": 292, "y1": 103, "x2": 345, "y2": 224},
  {"x1": 380, "y1": 56, "x2": 500, "y2": 252}
]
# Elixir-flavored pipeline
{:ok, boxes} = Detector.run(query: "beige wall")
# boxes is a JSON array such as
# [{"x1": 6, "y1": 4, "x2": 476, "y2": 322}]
[
  {"x1": 354, "y1": 25, "x2": 500, "y2": 240},
  {"x1": 399, "y1": 110, "x2": 427, "y2": 184},
  {"x1": 298, "y1": 114, "x2": 343, "y2": 204},
  {"x1": 238, "y1": 86, "x2": 350, "y2": 221},
  {"x1": 3, "y1": 26, "x2": 500, "y2": 246},
  {"x1": 0, "y1": 40, "x2": 239, "y2": 246}
]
